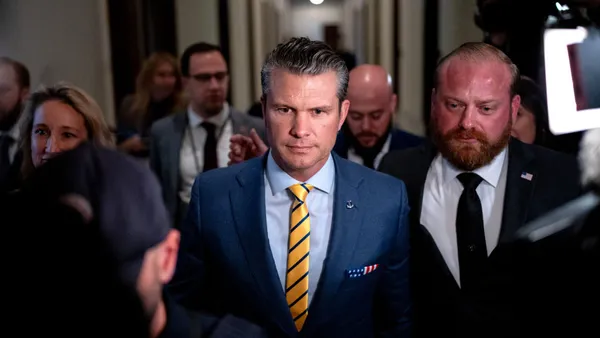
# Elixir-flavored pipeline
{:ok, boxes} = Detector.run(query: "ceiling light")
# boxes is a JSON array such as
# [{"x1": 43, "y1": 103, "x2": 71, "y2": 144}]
[{"x1": 310, "y1": 0, "x2": 324, "y2": 5}]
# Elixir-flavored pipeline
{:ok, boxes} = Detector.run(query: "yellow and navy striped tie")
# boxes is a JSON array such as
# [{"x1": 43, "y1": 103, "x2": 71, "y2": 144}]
[{"x1": 286, "y1": 183, "x2": 313, "y2": 331}]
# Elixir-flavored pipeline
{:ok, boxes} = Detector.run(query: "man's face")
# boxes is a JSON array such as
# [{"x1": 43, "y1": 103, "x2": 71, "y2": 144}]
[
  {"x1": 0, "y1": 64, "x2": 27, "y2": 130},
  {"x1": 183, "y1": 51, "x2": 229, "y2": 115},
  {"x1": 346, "y1": 84, "x2": 396, "y2": 148},
  {"x1": 263, "y1": 69, "x2": 349, "y2": 181},
  {"x1": 431, "y1": 59, "x2": 520, "y2": 171}
]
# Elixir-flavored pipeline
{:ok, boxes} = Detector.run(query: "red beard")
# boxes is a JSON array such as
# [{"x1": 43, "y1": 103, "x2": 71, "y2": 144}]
[{"x1": 432, "y1": 119, "x2": 512, "y2": 171}]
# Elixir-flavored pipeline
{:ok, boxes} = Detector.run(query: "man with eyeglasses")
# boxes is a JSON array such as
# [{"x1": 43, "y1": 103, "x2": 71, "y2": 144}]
[{"x1": 150, "y1": 42, "x2": 265, "y2": 227}]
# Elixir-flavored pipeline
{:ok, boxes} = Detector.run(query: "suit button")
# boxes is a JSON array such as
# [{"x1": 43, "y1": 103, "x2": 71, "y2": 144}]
[{"x1": 469, "y1": 245, "x2": 476, "y2": 252}]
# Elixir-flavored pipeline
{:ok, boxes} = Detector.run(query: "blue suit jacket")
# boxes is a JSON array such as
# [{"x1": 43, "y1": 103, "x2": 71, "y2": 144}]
[{"x1": 169, "y1": 153, "x2": 412, "y2": 338}]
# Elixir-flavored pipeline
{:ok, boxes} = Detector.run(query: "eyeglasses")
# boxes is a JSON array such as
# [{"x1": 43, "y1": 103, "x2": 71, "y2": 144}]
[{"x1": 189, "y1": 72, "x2": 228, "y2": 83}]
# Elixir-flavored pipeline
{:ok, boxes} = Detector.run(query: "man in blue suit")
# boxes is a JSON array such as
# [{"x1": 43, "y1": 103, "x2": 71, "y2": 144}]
[{"x1": 169, "y1": 37, "x2": 411, "y2": 338}]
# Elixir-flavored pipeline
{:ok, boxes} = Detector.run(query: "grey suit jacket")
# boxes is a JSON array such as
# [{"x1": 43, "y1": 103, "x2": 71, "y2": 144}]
[{"x1": 149, "y1": 107, "x2": 266, "y2": 225}]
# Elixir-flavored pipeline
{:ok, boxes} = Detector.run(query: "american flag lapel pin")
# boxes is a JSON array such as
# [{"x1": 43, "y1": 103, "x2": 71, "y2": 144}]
[
  {"x1": 520, "y1": 172, "x2": 533, "y2": 181},
  {"x1": 346, "y1": 264, "x2": 379, "y2": 278}
]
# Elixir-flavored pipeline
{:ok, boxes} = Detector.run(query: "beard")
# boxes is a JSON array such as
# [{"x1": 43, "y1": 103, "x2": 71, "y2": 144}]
[{"x1": 431, "y1": 116, "x2": 512, "y2": 171}]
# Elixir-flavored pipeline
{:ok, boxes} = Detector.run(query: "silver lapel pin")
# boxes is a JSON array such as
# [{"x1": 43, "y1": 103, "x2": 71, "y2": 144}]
[{"x1": 346, "y1": 200, "x2": 354, "y2": 209}]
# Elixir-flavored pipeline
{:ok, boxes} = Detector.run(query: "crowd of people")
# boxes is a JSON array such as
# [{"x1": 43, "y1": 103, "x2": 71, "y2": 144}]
[{"x1": 1, "y1": 34, "x2": 598, "y2": 338}]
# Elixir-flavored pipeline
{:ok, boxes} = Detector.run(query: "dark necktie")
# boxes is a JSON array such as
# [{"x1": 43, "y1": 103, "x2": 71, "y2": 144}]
[
  {"x1": 456, "y1": 172, "x2": 487, "y2": 292},
  {"x1": 0, "y1": 135, "x2": 14, "y2": 184},
  {"x1": 201, "y1": 122, "x2": 218, "y2": 172}
]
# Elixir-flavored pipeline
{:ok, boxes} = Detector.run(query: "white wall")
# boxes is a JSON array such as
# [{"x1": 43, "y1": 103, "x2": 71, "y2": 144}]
[
  {"x1": 290, "y1": 2, "x2": 343, "y2": 41},
  {"x1": 229, "y1": 0, "x2": 253, "y2": 111},
  {"x1": 0, "y1": 0, "x2": 115, "y2": 125},
  {"x1": 439, "y1": 0, "x2": 482, "y2": 57},
  {"x1": 397, "y1": 0, "x2": 426, "y2": 136},
  {"x1": 174, "y1": 0, "x2": 220, "y2": 54}
]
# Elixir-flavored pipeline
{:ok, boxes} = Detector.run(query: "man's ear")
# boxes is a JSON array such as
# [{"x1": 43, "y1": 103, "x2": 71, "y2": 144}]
[
  {"x1": 20, "y1": 87, "x2": 30, "y2": 103},
  {"x1": 511, "y1": 94, "x2": 521, "y2": 122},
  {"x1": 430, "y1": 88, "x2": 437, "y2": 117},
  {"x1": 338, "y1": 99, "x2": 350, "y2": 131},
  {"x1": 157, "y1": 229, "x2": 180, "y2": 284},
  {"x1": 260, "y1": 95, "x2": 266, "y2": 119},
  {"x1": 390, "y1": 93, "x2": 398, "y2": 114}
]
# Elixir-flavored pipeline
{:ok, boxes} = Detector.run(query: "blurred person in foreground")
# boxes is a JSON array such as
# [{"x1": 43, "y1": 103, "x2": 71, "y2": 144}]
[
  {"x1": 379, "y1": 42, "x2": 582, "y2": 337},
  {"x1": 227, "y1": 64, "x2": 423, "y2": 169},
  {"x1": 15, "y1": 142, "x2": 266, "y2": 338},
  {"x1": 171, "y1": 37, "x2": 411, "y2": 337}
]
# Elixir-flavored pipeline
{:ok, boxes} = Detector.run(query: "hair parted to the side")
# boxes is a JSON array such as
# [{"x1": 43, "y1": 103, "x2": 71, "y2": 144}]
[
  {"x1": 434, "y1": 42, "x2": 520, "y2": 97},
  {"x1": 19, "y1": 82, "x2": 115, "y2": 178},
  {"x1": 261, "y1": 37, "x2": 349, "y2": 102},
  {"x1": 180, "y1": 42, "x2": 223, "y2": 77}
]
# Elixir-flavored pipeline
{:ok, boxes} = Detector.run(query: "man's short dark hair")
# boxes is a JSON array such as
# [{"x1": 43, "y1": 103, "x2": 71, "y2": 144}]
[
  {"x1": 180, "y1": 42, "x2": 223, "y2": 77},
  {"x1": 0, "y1": 56, "x2": 31, "y2": 89},
  {"x1": 261, "y1": 37, "x2": 349, "y2": 102}
]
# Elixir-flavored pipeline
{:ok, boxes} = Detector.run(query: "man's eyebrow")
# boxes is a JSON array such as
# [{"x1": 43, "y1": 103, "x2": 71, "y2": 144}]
[
  {"x1": 474, "y1": 99, "x2": 500, "y2": 105},
  {"x1": 308, "y1": 105, "x2": 334, "y2": 111}
]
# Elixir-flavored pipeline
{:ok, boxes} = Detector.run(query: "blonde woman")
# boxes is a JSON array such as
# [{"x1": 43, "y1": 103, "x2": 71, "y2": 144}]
[
  {"x1": 19, "y1": 82, "x2": 114, "y2": 178},
  {"x1": 117, "y1": 52, "x2": 184, "y2": 157}
]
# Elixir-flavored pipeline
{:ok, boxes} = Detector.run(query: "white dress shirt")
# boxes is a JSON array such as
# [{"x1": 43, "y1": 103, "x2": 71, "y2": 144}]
[
  {"x1": 347, "y1": 133, "x2": 392, "y2": 169},
  {"x1": 264, "y1": 151, "x2": 335, "y2": 304},
  {"x1": 420, "y1": 148, "x2": 508, "y2": 286},
  {"x1": 179, "y1": 104, "x2": 232, "y2": 204}
]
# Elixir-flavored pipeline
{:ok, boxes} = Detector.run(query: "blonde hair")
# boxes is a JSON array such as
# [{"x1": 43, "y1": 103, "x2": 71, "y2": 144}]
[
  {"x1": 128, "y1": 52, "x2": 184, "y2": 119},
  {"x1": 434, "y1": 42, "x2": 520, "y2": 97},
  {"x1": 19, "y1": 82, "x2": 114, "y2": 177}
]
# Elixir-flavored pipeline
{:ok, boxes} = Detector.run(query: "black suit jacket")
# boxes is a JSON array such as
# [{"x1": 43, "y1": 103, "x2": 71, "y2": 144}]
[
  {"x1": 0, "y1": 150, "x2": 22, "y2": 193},
  {"x1": 378, "y1": 138, "x2": 583, "y2": 338}
]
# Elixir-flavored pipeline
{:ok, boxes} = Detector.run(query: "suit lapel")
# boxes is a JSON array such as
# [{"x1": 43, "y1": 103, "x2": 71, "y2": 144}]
[
  {"x1": 408, "y1": 143, "x2": 437, "y2": 224},
  {"x1": 230, "y1": 109, "x2": 243, "y2": 134},
  {"x1": 498, "y1": 139, "x2": 536, "y2": 243},
  {"x1": 400, "y1": 143, "x2": 460, "y2": 286},
  {"x1": 230, "y1": 156, "x2": 297, "y2": 336},
  {"x1": 302, "y1": 154, "x2": 363, "y2": 333},
  {"x1": 166, "y1": 113, "x2": 187, "y2": 192}
]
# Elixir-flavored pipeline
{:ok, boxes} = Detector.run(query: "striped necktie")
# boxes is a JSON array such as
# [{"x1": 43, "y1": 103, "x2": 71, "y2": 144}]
[{"x1": 286, "y1": 183, "x2": 313, "y2": 331}]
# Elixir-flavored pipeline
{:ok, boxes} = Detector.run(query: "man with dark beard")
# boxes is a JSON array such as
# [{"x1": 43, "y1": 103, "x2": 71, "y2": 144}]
[
  {"x1": 379, "y1": 42, "x2": 582, "y2": 338},
  {"x1": 0, "y1": 57, "x2": 30, "y2": 192},
  {"x1": 333, "y1": 64, "x2": 422, "y2": 169}
]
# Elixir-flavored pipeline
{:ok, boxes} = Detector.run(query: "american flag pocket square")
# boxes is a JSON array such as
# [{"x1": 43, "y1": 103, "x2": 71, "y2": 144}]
[{"x1": 346, "y1": 264, "x2": 379, "y2": 278}]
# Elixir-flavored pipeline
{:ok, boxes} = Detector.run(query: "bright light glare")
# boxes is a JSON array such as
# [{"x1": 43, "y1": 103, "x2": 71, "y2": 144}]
[
  {"x1": 310, "y1": 0, "x2": 324, "y2": 5},
  {"x1": 544, "y1": 27, "x2": 600, "y2": 135}
]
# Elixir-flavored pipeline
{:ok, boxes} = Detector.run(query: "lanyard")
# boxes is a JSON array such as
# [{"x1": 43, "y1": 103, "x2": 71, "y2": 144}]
[{"x1": 187, "y1": 114, "x2": 231, "y2": 173}]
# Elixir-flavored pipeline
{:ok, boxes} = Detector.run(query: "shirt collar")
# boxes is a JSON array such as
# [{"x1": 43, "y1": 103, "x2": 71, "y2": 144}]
[
  {"x1": 187, "y1": 102, "x2": 230, "y2": 128},
  {"x1": 441, "y1": 147, "x2": 508, "y2": 188},
  {"x1": 266, "y1": 150, "x2": 335, "y2": 195},
  {"x1": 0, "y1": 119, "x2": 22, "y2": 141}
]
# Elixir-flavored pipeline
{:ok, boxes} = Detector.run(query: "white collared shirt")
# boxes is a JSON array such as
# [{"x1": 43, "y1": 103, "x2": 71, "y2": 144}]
[
  {"x1": 179, "y1": 103, "x2": 232, "y2": 204},
  {"x1": 347, "y1": 133, "x2": 392, "y2": 169},
  {"x1": 420, "y1": 148, "x2": 508, "y2": 286},
  {"x1": 264, "y1": 151, "x2": 335, "y2": 304}
]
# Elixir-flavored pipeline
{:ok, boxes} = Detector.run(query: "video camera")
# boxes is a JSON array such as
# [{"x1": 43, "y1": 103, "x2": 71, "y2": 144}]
[{"x1": 516, "y1": 1, "x2": 599, "y2": 247}]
